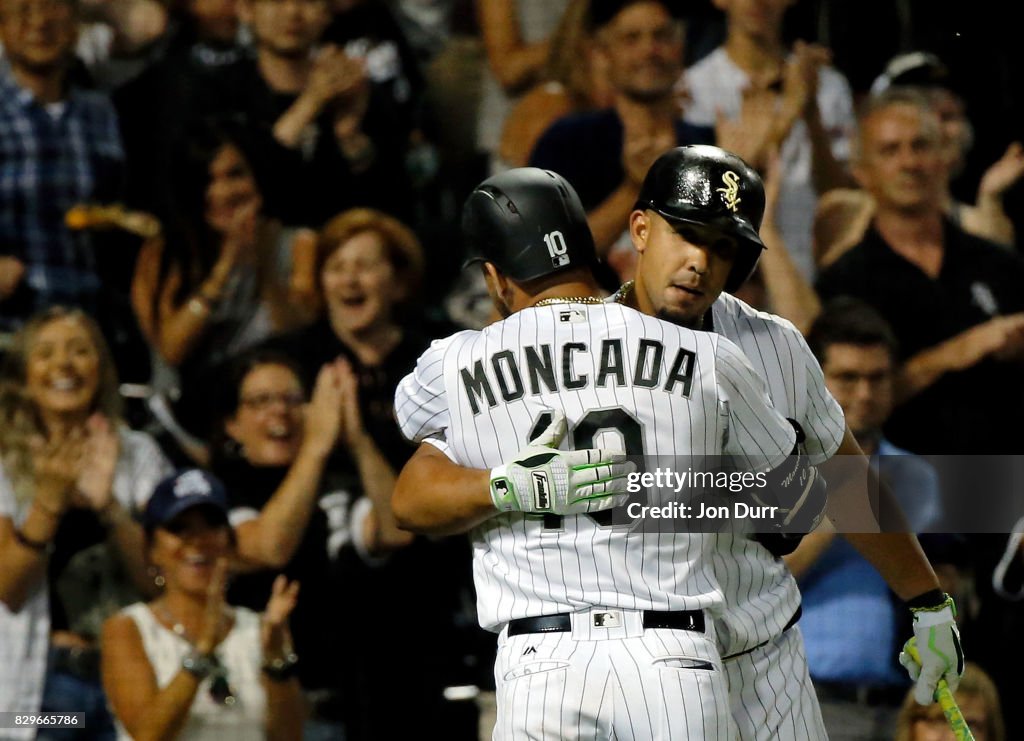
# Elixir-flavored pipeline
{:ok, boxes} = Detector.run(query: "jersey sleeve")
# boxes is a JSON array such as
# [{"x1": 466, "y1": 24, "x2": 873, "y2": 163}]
[
  {"x1": 715, "y1": 336, "x2": 797, "y2": 472},
  {"x1": 394, "y1": 337, "x2": 454, "y2": 443},
  {"x1": 786, "y1": 329, "x2": 846, "y2": 464}
]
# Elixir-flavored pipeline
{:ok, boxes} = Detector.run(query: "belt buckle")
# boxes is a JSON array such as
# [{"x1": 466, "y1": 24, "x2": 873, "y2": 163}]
[{"x1": 592, "y1": 610, "x2": 622, "y2": 628}]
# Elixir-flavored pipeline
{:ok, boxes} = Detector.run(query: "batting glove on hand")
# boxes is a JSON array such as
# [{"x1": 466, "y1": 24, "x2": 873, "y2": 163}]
[
  {"x1": 898, "y1": 592, "x2": 965, "y2": 705},
  {"x1": 489, "y1": 411, "x2": 635, "y2": 516}
]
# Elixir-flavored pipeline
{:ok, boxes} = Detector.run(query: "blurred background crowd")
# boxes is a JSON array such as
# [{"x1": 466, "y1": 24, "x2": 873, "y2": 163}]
[{"x1": 0, "y1": 0, "x2": 1022, "y2": 739}]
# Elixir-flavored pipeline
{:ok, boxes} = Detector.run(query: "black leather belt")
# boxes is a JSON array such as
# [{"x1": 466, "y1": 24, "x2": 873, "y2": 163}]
[{"x1": 507, "y1": 609, "x2": 705, "y2": 637}]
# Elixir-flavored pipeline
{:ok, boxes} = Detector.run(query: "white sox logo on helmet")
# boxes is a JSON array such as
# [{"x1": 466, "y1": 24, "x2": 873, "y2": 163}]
[{"x1": 716, "y1": 171, "x2": 742, "y2": 212}]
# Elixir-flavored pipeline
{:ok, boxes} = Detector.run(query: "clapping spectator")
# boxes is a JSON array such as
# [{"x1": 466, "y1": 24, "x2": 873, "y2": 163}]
[
  {"x1": 101, "y1": 469, "x2": 304, "y2": 741},
  {"x1": 130, "y1": 123, "x2": 317, "y2": 445},
  {"x1": 682, "y1": 0, "x2": 856, "y2": 279},
  {"x1": 182, "y1": 0, "x2": 412, "y2": 226},
  {"x1": 498, "y1": 0, "x2": 613, "y2": 169},
  {"x1": 0, "y1": 307, "x2": 170, "y2": 736},
  {"x1": 815, "y1": 88, "x2": 1024, "y2": 455},
  {"x1": 530, "y1": 0, "x2": 711, "y2": 270},
  {"x1": 815, "y1": 53, "x2": 1024, "y2": 268},
  {"x1": 475, "y1": 0, "x2": 570, "y2": 171},
  {"x1": 210, "y1": 350, "x2": 411, "y2": 737}
]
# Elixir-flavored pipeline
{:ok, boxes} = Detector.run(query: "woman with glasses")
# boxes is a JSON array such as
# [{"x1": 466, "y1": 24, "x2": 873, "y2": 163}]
[
  {"x1": 205, "y1": 349, "x2": 410, "y2": 738},
  {"x1": 101, "y1": 469, "x2": 303, "y2": 740},
  {"x1": 258, "y1": 210, "x2": 481, "y2": 739}
]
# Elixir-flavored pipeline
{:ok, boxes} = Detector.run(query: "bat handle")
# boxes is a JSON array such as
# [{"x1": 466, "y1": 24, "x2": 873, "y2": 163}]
[{"x1": 935, "y1": 678, "x2": 976, "y2": 741}]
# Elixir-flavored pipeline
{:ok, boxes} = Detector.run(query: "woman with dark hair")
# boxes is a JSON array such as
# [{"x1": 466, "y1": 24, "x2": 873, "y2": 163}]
[
  {"x1": 208, "y1": 348, "x2": 411, "y2": 737},
  {"x1": 101, "y1": 469, "x2": 304, "y2": 740},
  {"x1": 130, "y1": 122, "x2": 317, "y2": 446},
  {"x1": 0, "y1": 306, "x2": 171, "y2": 735}
]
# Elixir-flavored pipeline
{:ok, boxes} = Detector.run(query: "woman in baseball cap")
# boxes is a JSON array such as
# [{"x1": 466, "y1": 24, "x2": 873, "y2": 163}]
[{"x1": 101, "y1": 469, "x2": 304, "y2": 740}]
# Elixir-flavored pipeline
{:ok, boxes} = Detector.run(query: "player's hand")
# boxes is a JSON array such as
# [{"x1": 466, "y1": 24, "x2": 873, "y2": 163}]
[
  {"x1": 899, "y1": 593, "x2": 964, "y2": 705},
  {"x1": 488, "y1": 411, "x2": 635, "y2": 516}
]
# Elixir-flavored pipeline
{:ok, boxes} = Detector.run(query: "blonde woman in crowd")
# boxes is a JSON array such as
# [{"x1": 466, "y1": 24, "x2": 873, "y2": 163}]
[
  {"x1": 894, "y1": 662, "x2": 1005, "y2": 741},
  {"x1": 0, "y1": 306, "x2": 170, "y2": 735}
]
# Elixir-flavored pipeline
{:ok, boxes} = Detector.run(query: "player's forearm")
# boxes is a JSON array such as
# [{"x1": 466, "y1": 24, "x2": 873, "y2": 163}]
[
  {"x1": 843, "y1": 532, "x2": 939, "y2": 601},
  {"x1": 392, "y1": 444, "x2": 496, "y2": 536}
]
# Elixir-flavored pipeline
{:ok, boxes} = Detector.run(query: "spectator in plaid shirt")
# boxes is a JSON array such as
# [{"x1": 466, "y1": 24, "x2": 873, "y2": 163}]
[{"x1": 0, "y1": 0, "x2": 124, "y2": 332}]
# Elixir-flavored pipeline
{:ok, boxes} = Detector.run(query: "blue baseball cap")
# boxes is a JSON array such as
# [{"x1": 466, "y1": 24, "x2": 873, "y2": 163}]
[{"x1": 144, "y1": 469, "x2": 230, "y2": 531}]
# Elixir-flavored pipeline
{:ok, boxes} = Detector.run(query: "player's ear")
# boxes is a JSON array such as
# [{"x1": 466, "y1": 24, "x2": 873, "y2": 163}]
[{"x1": 630, "y1": 209, "x2": 651, "y2": 254}]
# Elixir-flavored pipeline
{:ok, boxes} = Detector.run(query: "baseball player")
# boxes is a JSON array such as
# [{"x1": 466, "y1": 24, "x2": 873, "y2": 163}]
[
  {"x1": 392, "y1": 167, "x2": 828, "y2": 740},
  {"x1": 395, "y1": 147, "x2": 963, "y2": 740}
]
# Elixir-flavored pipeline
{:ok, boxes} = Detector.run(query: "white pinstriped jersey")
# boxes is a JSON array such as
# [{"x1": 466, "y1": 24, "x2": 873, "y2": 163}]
[
  {"x1": 708, "y1": 293, "x2": 846, "y2": 655},
  {"x1": 395, "y1": 301, "x2": 797, "y2": 632}
]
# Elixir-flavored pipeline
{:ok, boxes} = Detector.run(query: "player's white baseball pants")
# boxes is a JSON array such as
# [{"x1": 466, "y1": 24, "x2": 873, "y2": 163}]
[
  {"x1": 492, "y1": 607, "x2": 735, "y2": 740},
  {"x1": 724, "y1": 626, "x2": 828, "y2": 740}
]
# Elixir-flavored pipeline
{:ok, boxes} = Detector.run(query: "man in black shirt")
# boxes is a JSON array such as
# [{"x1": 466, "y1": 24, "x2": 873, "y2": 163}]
[{"x1": 816, "y1": 88, "x2": 1024, "y2": 455}]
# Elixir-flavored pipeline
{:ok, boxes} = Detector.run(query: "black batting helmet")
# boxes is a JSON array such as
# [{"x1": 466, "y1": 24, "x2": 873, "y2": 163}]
[
  {"x1": 635, "y1": 145, "x2": 766, "y2": 292},
  {"x1": 462, "y1": 167, "x2": 596, "y2": 282}
]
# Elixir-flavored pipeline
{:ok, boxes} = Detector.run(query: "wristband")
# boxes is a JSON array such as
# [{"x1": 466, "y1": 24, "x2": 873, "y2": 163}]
[
  {"x1": 906, "y1": 589, "x2": 947, "y2": 611},
  {"x1": 13, "y1": 528, "x2": 54, "y2": 554},
  {"x1": 261, "y1": 652, "x2": 299, "y2": 682},
  {"x1": 182, "y1": 650, "x2": 218, "y2": 679}
]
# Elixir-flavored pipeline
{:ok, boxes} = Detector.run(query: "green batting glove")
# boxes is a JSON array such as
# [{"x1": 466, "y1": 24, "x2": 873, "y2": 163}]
[
  {"x1": 489, "y1": 411, "x2": 635, "y2": 516},
  {"x1": 898, "y1": 592, "x2": 965, "y2": 705}
]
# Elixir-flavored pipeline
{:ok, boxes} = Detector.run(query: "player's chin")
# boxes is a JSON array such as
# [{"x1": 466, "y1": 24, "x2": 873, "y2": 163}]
[{"x1": 656, "y1": 294, "x2": 706, "y2": 328}]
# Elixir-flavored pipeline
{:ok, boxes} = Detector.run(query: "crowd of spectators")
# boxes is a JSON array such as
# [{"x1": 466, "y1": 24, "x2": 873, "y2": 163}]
[{"x1": 1, "y1": 0, "x2": 1022, "y2": 739}]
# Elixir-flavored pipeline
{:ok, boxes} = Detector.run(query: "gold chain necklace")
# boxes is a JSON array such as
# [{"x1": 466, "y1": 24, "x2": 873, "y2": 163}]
[
  {"x1": 611, "y1": 281, "x2": 634, "y2": 304},
  {"x1": 533, "y1": 296, "x2": 606, "y2": 307}
]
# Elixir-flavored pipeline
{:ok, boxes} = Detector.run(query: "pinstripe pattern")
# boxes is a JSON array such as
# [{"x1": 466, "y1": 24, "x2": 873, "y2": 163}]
[
  {"x1": 395, "y1": 300, "x2": 803, "y2": 739},
  {"x1": 493, "y1": 626, "x2": 734, "y2": 741},
  {"x1": 708, "y1": 294, "x2": 843, "y2": 656},
  {"x1": 709, "y1": 294, "x2": 841, "y2": 740},
  {"x1": 395, "y1": 302, "x2": 796, "y2": 630},
  {"x1": 724, "y1": 627, "x2": 825, "y2": 740}
]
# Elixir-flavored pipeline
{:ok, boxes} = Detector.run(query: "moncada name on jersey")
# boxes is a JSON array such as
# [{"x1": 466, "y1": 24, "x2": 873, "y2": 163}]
[{"x1": 460, "y1": 337, "x2": 697, "y2": 415}]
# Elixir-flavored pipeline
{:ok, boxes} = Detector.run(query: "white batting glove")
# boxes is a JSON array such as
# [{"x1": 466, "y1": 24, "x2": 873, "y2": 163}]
[
  {"x1": 898, "y1": 593, "x2": 964, "y2": 705},
  {"x1": 489, "y1": 411, "x2": 635, "y2": 516}
]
